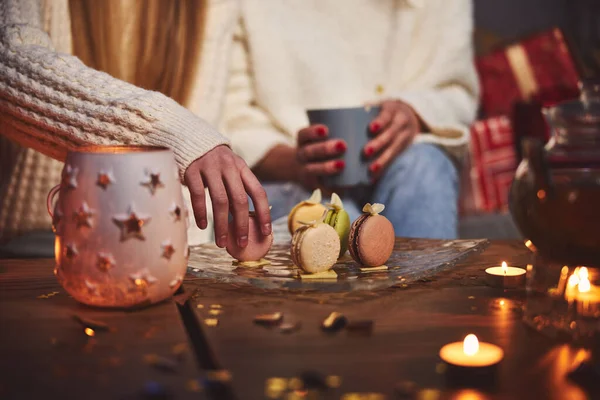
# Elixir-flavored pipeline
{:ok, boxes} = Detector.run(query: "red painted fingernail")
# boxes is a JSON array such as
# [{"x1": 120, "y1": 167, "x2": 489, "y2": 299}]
[
  {"x1": 365, "y1": 147, "x2": 374, "y2": 156},
  {"x1": 370, "y1": 122, "x2": 381, "y2": 133},
  {"x1": 334, "y1": 160, "x2": 346, "y2": 170},
  {"x1": 370, "y1": 163, "x2": 381, "y2": 173},
  {"x1": 335, "y1": 141, "x2": 347, "y2": 152},
  {"x1": 316, "y1": 126, "x2": 327, "y2": 137}
]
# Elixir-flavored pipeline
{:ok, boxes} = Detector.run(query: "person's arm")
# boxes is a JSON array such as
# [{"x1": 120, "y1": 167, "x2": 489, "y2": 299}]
[
  {"x1": 220, "y1": 19, "x2": 296, "y2": 182},
  {"x1": 0, "y1": 0, "x2": 228, "y2": 178},
  {"x1": 391, "y1": 0, "x2": 479, "y2": 149},
  {"x1": 0, "y1": 0, "x2": 272, "y2": 248}
]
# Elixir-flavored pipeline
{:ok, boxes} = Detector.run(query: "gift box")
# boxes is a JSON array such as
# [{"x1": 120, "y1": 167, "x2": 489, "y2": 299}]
[
  {"x1": 460, "y1": 116, "x2": 518, "y2": 214},
  {"x1": 477, "y1": 28, "x2": 581, "y2": 117}
]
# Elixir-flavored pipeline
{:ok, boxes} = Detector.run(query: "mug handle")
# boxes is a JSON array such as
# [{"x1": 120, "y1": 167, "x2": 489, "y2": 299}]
[{"x1": 46, "y1": 184, "x2": 61, "y2": 218}]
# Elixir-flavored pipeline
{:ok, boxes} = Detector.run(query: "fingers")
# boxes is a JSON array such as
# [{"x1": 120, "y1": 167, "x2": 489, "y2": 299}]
[
  {"x1": 297, "y1": 124, "x2": 328, "y2": 145},
  {"x1": 364, "y1": 113, "x2": 409, "y2": 157},
  {"x1": 297, "y1": 139, "x2": 346, "y2": 163},
  {"x1": 203, "y1": 174, "x2": 230, "y2": 248},
  {"x1": 370, "y1": 129, "x2": 414, "y2": 178},
  {"x1": 303, "y1": 159, "x2": 345, "y2": 177},
  {"x1": 224, "y1": 168, "x2": 250, "y2": 248},
  {"x1": 369, "y1": 106, "x2": 394, "y2": 135},
  {"x1": 184, "y1": 166, "x2": 207, "y2": 230},
  {"x1": 240, "y1": 165, "x2": 272, "y2": 236}
]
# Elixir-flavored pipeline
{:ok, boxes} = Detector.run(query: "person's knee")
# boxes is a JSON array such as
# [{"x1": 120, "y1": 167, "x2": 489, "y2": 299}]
[{"x1": 384, "y1": 143, "x2": 458, "y2": 195}]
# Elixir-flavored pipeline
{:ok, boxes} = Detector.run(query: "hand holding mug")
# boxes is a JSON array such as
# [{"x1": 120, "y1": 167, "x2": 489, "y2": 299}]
[
  {"x1": 364, "y1": 100, "x2": 420, "y2": 179},
  {"x1": 295, "y1": 124, "x2": 347, "y2": 188}
]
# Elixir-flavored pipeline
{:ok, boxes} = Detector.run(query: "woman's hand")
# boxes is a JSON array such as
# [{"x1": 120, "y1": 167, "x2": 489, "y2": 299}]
[
  {"x1": 364, "y1": 100, "x2": 420, "y2": 179},
  {"x1": 295, "y1": 125, "x2": 347, "y2": 188},
  {"x1": 184, "y1": 145, "x2": 271, "y2": 249}
]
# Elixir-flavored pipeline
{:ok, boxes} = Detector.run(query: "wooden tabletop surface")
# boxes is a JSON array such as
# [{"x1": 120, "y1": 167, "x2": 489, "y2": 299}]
[{"x1": 0, "y1": 240, "x2": 595, "y2": 400}]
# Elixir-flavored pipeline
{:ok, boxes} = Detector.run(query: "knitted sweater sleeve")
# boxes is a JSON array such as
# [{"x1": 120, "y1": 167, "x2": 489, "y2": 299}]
[
  {"x1": 0, "y1": 0, "x2": 229, "y2": 178},
  {"x1": 392, "y1": 0, "x2": 479, "y2": 156},
  {"x1": 220, "y1": 20, "x2": 291, "y2": 169}
]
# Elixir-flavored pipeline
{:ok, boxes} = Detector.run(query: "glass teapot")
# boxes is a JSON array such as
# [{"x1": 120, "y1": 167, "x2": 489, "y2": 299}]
[{"x1": 510, "y1": 81, "x2": 600, "y2": 267}]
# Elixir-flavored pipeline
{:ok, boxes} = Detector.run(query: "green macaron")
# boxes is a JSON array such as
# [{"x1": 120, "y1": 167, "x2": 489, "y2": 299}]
[{"x1": 324, "y1": 193, "x2": 350, "y2": 258}]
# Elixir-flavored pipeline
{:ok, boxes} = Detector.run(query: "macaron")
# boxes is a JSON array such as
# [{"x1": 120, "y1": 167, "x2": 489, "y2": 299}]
[
  {"x1": 348, "y1": 203, "x2": 394, "y2": 267},
  {"x1": 226, "y1": 212, "x2": 273, "y2": 262},
  {"x1": 323, "y1": 193, "x2": 350, "y2": 258},
  {"x1": 288, "y1": 189, "x2": 328, "y2": 235},
  {"x1": 291, "y1": 221, "x2": 340, "y2": 274}
]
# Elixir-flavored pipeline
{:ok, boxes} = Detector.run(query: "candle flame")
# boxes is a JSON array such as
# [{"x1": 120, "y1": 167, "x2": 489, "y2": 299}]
[
  {"x1": 499, "y1": 300, "x2": 505, "y2": 306},
  {"x1": 502, "y1": 262, "x2": 508, "y2": 275},
  {"x1": 568, "y1": 274, "x2": 580, "y2": 288},
  {"x1": 579, "y1": 278, "x2": 591, "y2": 293},
  {"x1": 579, "y1": 267, "x2": 589, "y2": 280},
  {"x1": 84, "y1": 328, "x2": 95, "y2": 337},
  {"x1": 463, "y1": 334, "x2": 479, "y2": 356}
]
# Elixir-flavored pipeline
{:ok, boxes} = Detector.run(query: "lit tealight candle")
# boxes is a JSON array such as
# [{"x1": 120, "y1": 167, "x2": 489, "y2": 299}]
[
  {"x1": 485, "y1": 261, "x2": 526, "y2": 288},
  {"x1": 564, "y1": 267, "x2": 600, "y2": 318},
  {"x1": 439, "y1": 334, "x2": 504, "y2": 368}
]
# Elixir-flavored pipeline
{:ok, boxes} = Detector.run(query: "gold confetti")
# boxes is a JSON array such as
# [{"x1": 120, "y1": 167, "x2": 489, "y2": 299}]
[
  {"x1": 254, "y1": 312, "x2": 283, "y2": 326},
  {"x1": 210, "y1": 304, "x2": 222, "y2": 309},
  {"x1": 299, "y1": 270, "x2": 338, "y2": 280},
  {"x1": 375, "y1": 84, "x2": 385, "y2": 95},
  {"x1": 326, "y1": 375, "x2": 342, "y2": 388},
  {"x1": 265, "y1": 377, "x2": 288, "y2": 399},
  {"x1": 360, "y1": 265, "x2": 388, "y2": 272},
  {"x1": 206, "y1": 369, "x2": 232, "y2": 382},
  {"x1": 84, "y1": 328, "x2": 95, "y2": 337},
  {"x1": 205, "y1": 318, "x2": 219, "y2": 327},
  {"x1": 196, "y1": 304, "x2": 205, "y2": 309},
  {"x1": 341, "y1": 393, "x2": 385, "y2": 400},
  {"x1": 209, "y1": 310, "x2": 222, "y2": 316},
  {"x1": 186, "y1": 379, "x2": 203, "y2": 393},
  {"x1": 288, "y1": 377, "x2": 303, "y2": 391},
  {"x1": 417, "y1": 388, "x2": 441, "y2": 400},
  {"x1": 468, "y1": 296, "x2": 475, "y2": 299},
  {"x1": 322, "y1": 312, "x2": 347, "y2": 331},
  {"x1": 73, "y1": 314, "x2": 110, "y2": 331}
]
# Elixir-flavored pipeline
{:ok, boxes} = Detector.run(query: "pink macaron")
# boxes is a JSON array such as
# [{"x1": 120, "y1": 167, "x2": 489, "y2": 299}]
[
  {"x1": 348, "y1": 203, "x2": 395, "y2": 267},
  {"x1": 226, "y1": 215, "x2": 273, "y2": 262}
]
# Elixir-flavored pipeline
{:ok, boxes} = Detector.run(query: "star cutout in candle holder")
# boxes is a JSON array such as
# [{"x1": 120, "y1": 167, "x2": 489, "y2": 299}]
[
  {"x1": 169, "y1": 274, "x2": 183, "y2": 289},
  {"x1": 64, "y1": 243, "x2": 78, "y2": 259},
  {"x1": 96, "y1": 252, "x2": 115, "y2": 272},
  {"x1": 161, "y1": 240, "x2": 176, "y2": 260},
  {"x1": 129, "y1": 269, "x2": 158, "y2": 292},
  {"x1": 97, "y1": 171, "x2": 115, "y2": 190},
  {"x1": 73, "y1": 201, "x2": 95, "y2": 229},
  {"x1": 112, "y1": 204, "x2": 151, "y2": 241},
  {"x1": 51, "y1": 209, "x2": 63, "y2": 233},
  {"x1": 62, "y1": 165, "x2": 78, "y2": 189},
  {"x1": 141, "y1": 169, "x2": 164, "y2": 195},
  {"x1": 85, "y1": 280, "x2": 99, "y2": 296},
  {"x1": 169, "y1": 203, "x2": 182, "y2": 222}
]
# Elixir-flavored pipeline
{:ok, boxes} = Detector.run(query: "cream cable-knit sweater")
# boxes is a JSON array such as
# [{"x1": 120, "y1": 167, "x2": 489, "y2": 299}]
[
  {"x1": 0, "y1": 0, "x2": 238, "y2": 242},
  {"x1": 221, "y1": 0, "x2": 479, "y2": 168}
]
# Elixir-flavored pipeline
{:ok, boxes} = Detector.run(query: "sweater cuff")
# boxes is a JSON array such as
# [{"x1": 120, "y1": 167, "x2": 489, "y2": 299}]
[
  {"x1": 230, "y1": 128, "x2": 292, "y2": 169},
  {"x1": 142, "y1": 95, "x2": 231, "y2": 181}
]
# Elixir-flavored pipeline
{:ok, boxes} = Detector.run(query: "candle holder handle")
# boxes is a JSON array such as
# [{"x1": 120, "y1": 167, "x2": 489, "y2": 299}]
[{"x1": 46, "y1": 184, "x2": 61, "y2": 218}]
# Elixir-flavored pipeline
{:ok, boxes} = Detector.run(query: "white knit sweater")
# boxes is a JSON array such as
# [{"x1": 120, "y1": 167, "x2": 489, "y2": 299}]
[
  {"x1": 221, "y1": 0, "x2": 479, "y2": 168},
  {"x1": 0, "y1": 0, "x2": 238, "y2": 242}
]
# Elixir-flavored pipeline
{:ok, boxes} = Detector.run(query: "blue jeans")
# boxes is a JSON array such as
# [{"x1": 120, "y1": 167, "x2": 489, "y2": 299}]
[{"x1": 262, "y1": 143, "x2": 459, "y2": 239}]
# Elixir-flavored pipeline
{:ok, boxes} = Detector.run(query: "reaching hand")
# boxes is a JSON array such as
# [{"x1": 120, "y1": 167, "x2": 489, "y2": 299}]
[
  {"x1": 184, "y1": 145, "x2": 272, "y2": 248},
  {"x1": 364, "y1": 100, "x2": 420, "y2": 179}
]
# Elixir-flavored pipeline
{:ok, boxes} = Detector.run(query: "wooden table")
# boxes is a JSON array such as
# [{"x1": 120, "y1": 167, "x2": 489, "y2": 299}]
[{"x1": 0, "y1": 241, "x2": 595, "y2": 400}]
